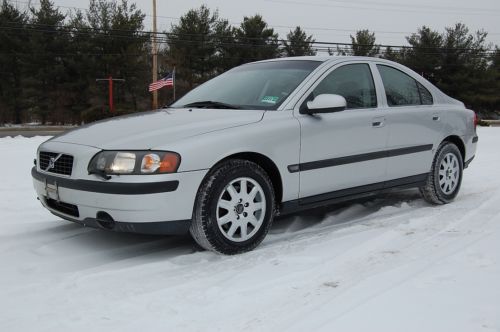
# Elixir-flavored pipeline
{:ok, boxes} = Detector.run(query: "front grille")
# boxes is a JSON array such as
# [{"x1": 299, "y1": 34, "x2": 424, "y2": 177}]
[
  {"x1": 45, "y1": 198, "x2": 80, "y2": 217},
  {"x1": 39, "y1": 151, "x2": 74, "y2": 176}
]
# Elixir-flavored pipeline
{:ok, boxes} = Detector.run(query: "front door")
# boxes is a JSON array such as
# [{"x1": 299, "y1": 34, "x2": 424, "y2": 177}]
[{"x1": 295, "y1": 63, "x2": 389, "y2": 201}]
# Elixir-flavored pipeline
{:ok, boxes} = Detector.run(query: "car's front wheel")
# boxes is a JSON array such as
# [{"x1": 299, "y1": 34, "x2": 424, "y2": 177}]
[
  {"x1": 190, "y1": 159, "x2": 275, "y2": 254},
  {"x1": 420, "y1": 141, "x2": 463, "y2": 204}
]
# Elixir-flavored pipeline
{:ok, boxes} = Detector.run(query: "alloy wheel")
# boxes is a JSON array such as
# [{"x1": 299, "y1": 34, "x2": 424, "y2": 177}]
[
  {"x1": 216, "y1": 177, "x2": 266, "y2": 242},
  {"x1": 439, "y1": 152, "x2": 460, "y2": 195}
]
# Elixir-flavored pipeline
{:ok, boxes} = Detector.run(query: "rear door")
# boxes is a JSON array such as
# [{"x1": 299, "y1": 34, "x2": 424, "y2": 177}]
[
  {"x1": 294, "y1": 62, "x2": 389, "y2": 200},
  {"x1": 374, "y1": 64, "x2": 443, "y2": 182}
]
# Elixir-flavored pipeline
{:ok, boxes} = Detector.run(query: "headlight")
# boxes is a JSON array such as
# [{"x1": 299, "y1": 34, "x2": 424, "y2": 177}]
[
  {"x1": 88, "y1": 151, "x2": 180, "y2": 175},
  {"x1": 111, "y1": 152, "x2": 136, "y2": 174}
]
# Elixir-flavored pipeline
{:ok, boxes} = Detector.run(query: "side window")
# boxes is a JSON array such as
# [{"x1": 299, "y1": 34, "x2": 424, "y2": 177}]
[
  {"x1": 417, "y1": 82, "x2": 433, "y2": 105},
  {"x1": 312, "y1": 64, "x2": 377, "y2": 109},
  {"x1": 377, "y1": 65, "x2": 422, "y2": 107}
]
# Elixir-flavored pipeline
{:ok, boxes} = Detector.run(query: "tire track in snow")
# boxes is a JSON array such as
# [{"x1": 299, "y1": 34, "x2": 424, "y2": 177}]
[{"x1": 277, "y1": 189, "x2": 500, "y2": 331}]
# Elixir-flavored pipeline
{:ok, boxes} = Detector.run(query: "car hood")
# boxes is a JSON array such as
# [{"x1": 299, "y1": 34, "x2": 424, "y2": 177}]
[{"x1": 50, "y1": 108, "x2": 265, "y2": 149}]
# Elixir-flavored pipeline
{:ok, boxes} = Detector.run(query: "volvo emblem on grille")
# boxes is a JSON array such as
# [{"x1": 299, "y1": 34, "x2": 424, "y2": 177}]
[
  {"x1": 48, "y1": 157, "x2": 56, "y2": 169},
  {"x1": 45, "y1": 154, "x2": 62, "y2": 171}
]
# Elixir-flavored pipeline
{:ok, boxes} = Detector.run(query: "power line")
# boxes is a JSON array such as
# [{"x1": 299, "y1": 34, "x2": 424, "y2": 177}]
[
  {"x1": 264, "y1": 0, "x2": 500, "y2": 16},
  {"x1": 322, "y1": 0, "x2": 500, "y2": 13},
  {"x1": 7, "y1": 0, "x2": 500, "y2": 37},
  {"x1": 1, "y1": 22, "x2": 498, "y2": 53},
  {"x1": 16, "y1": 0, "x2": 500, "y2": 19}
]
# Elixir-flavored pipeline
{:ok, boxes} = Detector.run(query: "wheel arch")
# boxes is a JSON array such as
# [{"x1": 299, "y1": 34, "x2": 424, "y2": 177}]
[
  {"x1": 442, "y1": 135, "x2": 466, "y2": 163},
  {"x1": 217, "y1": 152, "x2": 284, "y2": 205}
]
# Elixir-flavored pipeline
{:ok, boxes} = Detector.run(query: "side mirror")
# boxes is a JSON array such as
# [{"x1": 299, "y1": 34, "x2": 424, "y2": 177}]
[{"x1": 300, "y1": 94, "x2": 347, "y2": 114}]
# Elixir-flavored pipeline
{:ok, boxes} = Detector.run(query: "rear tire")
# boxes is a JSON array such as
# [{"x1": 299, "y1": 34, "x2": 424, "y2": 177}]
[
  {"x1": 190, "y1": 159, "x2": 275, "y2": 255},
  {"x1": 420, "y1": 141, "x2": 463, "y2": 205}
]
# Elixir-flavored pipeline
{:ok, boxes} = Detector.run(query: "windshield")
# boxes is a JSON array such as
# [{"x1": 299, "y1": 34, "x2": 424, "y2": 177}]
[{"x1": 171, "y1": 60, "x2": 322, "y2": 110}]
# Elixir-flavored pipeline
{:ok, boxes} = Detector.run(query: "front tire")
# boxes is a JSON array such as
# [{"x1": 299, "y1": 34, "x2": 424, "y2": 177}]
[
  {"x1": 420, "y1": 141, "x2": 463, "y2": 205},
  {"x1": 190, "y1": 159, "x2": 275, "y2": 255}
]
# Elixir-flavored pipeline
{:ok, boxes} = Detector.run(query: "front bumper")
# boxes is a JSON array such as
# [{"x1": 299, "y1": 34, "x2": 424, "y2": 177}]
[
  {"x1": 48, "y1": 208, "x2": 192, "y2": 235},
  {"x1": 32, "y1": 166, "x2": 208, "y2": 234}
]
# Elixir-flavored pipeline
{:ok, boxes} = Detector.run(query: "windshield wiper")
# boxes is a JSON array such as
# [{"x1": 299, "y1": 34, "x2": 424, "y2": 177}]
[{"x1": 182, "y1": 101, "x2": 241, "y2": 109}]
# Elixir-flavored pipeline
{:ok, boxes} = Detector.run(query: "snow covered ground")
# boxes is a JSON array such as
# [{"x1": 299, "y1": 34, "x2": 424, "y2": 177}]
[{"x1": 0, "y1": 128, "x2": 499, "y2": 332}]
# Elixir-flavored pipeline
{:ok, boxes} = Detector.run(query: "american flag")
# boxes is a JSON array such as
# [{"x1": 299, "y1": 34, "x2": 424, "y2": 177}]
[{"x1": 149, "y1": 70, "x2": 174, "y2": 92}]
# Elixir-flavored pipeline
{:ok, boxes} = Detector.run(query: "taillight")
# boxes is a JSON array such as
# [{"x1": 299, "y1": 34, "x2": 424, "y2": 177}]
[{"x1": 473, "y1": 111, "x2": 478, "y2": 128}]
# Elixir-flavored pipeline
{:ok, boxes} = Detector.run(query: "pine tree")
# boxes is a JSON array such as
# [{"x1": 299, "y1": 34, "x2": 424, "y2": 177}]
[
  {"x1": 400, "y1": 23, "x2": 495, "y2": 113},
  {"x1": 63, "y1": 10, "x2": 93, "y2": 123},
  {"x1": 282, "y1": 26, "x2": 316, "y2": 57},
  {"x1": 26, "y1": 0, "x2": 67, "y2": 124},
  {"x1": 167, "y1": 5, "x2": 220, "y2": 89},
  {"x1": 403, "y1": 26, "x2": 443, "y2": 83},
  {"x1": 381, "y1": 46, "x2": 400, "y2": 62},
  {"x1": 0, "y1": 1, "x2": 28, "y2": 124},
  {"x1": 234, "y1": 15, "x2": 279, "y2": 64},
  {"x1": 491, "y1": 48, "x2": 500, "y2": 113},
  {"x1": 350, "y1": 29, "x2": 380, "y2": 57},
  {"x1": 439, "y1": 24, "x2": 489, "y2": 101},
  {"x1": 84, "y1": 0, "x2": 148, "y2": 118},
  {"x1": 212, "y1": 18, "x2": 239, "y2": 73}
]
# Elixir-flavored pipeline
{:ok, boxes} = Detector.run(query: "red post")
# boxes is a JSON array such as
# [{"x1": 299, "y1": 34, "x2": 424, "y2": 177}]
[
  {"x1": 96, "y1": 76, "x2": 123, "y2": 113},
  {"x1": 108, "y1": 76, "x2": 114, "y2": 113}
]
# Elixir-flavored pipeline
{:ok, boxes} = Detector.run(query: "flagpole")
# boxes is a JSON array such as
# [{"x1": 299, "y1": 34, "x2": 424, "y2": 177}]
[{"x1": 152, "y1": 0, "x2": 158, "y2": 110}]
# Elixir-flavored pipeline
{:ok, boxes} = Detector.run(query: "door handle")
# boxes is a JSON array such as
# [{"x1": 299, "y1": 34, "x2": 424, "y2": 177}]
[
  {"x1": 432, "y1": 115, "x2": 440, "y2": 121},
  {"x1": 372, "y1": 116, "x2": 385, "y2": 128}
]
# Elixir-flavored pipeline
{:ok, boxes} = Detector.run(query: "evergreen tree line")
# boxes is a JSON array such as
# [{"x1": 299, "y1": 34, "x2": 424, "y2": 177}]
[{"x1": 1, "y1": 1, "x2": 499, "y2": 125}]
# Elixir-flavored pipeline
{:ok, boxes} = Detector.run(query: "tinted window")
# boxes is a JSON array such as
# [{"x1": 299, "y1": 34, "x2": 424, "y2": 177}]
[
  {"x1": 377, "y1": 65, "x2": 421, "y2": 106},
  {"x1": 312, "y1": 64, "x2": 377, "y2": 109},
  {"x1": 417, "y1": 82, "x2": 433, "y2": 105}
]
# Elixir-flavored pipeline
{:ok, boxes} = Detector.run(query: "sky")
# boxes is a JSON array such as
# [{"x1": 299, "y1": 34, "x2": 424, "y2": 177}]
[{"x1": 15, "y1": 0, "x2": 500, "y2": 47}]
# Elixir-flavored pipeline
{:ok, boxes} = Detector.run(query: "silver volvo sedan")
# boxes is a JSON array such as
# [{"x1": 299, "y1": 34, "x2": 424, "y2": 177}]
[{"x1": 32, "y1": 56, "x2": 478, "y2": 254}]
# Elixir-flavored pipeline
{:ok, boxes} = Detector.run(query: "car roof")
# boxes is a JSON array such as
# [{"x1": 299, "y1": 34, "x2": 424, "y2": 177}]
[{"x1": 256, "y1": 55, "x2": 398, "y2": 66}]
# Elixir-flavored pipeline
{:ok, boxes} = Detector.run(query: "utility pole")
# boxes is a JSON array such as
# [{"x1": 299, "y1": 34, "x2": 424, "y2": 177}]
[
  {"x1": 96, "y1": 76, "x2": 125, "y2": 113},
  {"x1": 152, "y1": 0, "x2": 158, "y2": 110}
]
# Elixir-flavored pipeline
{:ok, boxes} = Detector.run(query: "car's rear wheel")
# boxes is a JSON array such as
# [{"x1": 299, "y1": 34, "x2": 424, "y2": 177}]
[
  {"x1": 190, "y1": 159, "x2": 275, "y2": 254},
  {"x1": 420, "y1": 141, "x2": 463, "y2": 204}
]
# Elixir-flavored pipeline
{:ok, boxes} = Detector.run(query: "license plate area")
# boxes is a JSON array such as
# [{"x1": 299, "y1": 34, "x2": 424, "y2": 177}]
[{"x1": 45, "y1": 179, "x2": 60, "y2": 201}]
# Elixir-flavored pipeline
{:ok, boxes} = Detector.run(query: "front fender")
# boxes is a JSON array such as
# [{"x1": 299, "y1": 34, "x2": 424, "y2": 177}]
[{"x1": 158, "y1": 111, "x2": 301, "y2": 202}]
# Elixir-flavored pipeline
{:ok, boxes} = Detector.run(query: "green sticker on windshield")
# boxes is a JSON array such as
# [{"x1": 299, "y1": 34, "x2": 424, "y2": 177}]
[{"x1": 261, "y1": 96, "x2": 280, "y2": 104}]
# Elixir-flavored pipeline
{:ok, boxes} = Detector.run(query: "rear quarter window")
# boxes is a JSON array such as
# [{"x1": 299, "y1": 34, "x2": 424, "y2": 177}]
[
  {"x1": 377, "y1": 65, "x2": 433, "y2": 107},
  {"x1": 417, "y1": 82, "x2": 433, "y2": 105}
]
